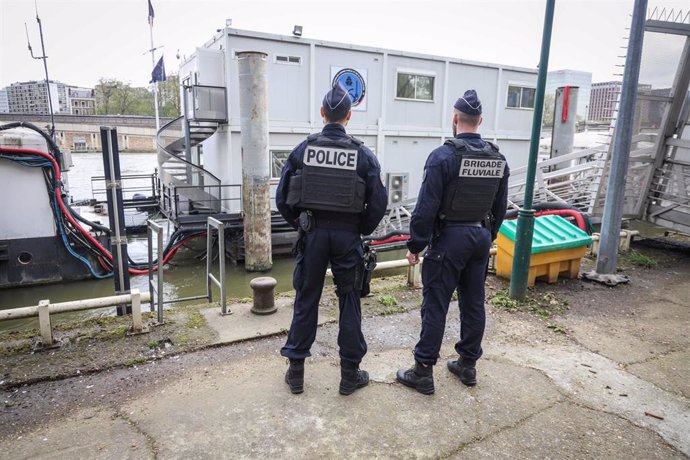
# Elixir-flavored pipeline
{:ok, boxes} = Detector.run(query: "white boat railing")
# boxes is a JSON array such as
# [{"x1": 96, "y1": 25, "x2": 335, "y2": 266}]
[
  {"x1": 506, "y1": 135, "x2": 660, "y2": 222},
  {"x1": 507, "y1": 144, "x2": 610, "y2": 214}
]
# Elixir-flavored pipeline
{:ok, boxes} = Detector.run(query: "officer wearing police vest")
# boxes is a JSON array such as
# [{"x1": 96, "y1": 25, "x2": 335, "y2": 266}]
[
  {"x1": 276, "y1": 83, "x2": 387, "y2": 396},
  {"x1": 397, "y1": 90, "x2": 510, "y2": 395}
]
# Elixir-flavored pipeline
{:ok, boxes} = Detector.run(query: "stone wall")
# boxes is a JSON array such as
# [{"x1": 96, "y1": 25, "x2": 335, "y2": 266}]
[{"x1": 0, "y1": 114, "x2": 177, "y2": 152}]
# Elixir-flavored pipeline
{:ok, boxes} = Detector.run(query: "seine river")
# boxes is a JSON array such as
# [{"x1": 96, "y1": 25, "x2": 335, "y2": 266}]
[{"x1": 0, "y1": 151, "x2": 405, "y2": 331}]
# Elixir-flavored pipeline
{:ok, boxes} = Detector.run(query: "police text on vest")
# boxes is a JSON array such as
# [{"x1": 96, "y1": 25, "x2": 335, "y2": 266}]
[
  {"x1": 458, "y1": 158, "x2": 505, "y2": 178},
  {"x1": 304, "y1": 146, "x2": 358, "y2": 170}
]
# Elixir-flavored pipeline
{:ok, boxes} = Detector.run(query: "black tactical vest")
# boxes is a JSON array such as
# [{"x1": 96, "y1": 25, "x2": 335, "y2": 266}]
[
  {"x1": 286, "y1": 133, "x2": 366, "y2": 213},
  {"x1": 440, "y1": 138, "x2": 506, "y2": 222}
]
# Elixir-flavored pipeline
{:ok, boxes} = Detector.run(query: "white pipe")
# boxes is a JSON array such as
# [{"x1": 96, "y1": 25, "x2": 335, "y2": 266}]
[{"x1": 0, "y1": 291, "x2": 151, "y2": 321}]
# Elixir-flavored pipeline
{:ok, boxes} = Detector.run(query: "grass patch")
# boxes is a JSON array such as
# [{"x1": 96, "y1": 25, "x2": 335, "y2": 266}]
[
  {"x1": 370, "y1": 283, "x2": 410, "y2": 294},
  {"x1": 147, "y1": 339, "x2": 160, "y2": 349},
  {"x1": 125, "y1": 356, "x2": 148, "y2": 366},
  {"x1": 176, "y1": 332, "x2": 189, "y2": 346},
  {"x1": 185, "y1": 310, "x2": 206, "y2": 329},
  {"x1": 489, "y1": 289, "x2": 569, "y2": 320},
  {"x1": 107, "y1": 324, "x2": 129, "y2": 339},
  {"x1": 377, "y1": 294, "x2": 399, "y2": 307},
  {"x1": 0, "y1": 343, "x2": 32, "y2": 357},
  {"x1": 382, "y1": 305, "x2": 407, "y2": 315},
  {"x1": 489, "y1": 290, "x2": 520, "y2": 312},
  {"x1": 626, "y1": 249, "x2": 657, "y2": 268},
  {"x1": 52, "y1": 314, "x2": 125, "y2": 333},
  {"x1": 547, "y1": 323, "x2": 567, "y2": 334}
]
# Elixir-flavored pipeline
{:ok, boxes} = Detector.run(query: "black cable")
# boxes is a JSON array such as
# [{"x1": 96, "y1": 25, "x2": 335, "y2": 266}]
[
  {"x1": 0, "y1": 121, "x2": 62, "y2": 165},
  {"x1": 67, "y1": 206, "x2": 112, "y2": 234}
]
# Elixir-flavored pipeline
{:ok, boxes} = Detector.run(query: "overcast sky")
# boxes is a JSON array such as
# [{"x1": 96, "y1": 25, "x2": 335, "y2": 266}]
[{"x1": 0, "y1": 0, "x2": 687, "y2": 89}]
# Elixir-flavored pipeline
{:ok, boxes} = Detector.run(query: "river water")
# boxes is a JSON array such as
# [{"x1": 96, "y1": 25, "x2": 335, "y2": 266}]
[{"x1": 0, "y1": 152, "x2": 406, "y2": 330}]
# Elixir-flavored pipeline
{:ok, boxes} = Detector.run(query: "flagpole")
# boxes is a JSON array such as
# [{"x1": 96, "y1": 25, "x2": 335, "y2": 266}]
[{"x1": 149, "y1": 13, "x2": 160, "y2": 142}]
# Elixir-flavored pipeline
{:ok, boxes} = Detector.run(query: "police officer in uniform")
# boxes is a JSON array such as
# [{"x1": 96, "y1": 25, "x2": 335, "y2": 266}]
[
  {"x1": 276, "y1": 83, "x2": 387, "y2": 395},
  {"x1": 396, "y1": 90, "x2": 510, "y2": 394}
]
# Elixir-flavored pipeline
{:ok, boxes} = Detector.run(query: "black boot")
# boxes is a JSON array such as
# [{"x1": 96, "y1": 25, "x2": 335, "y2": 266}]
[
  {"x1": 285, "y1": 360, "x2": 304, "y2": 394},
  {"x1": 396, "y1": 361, "x2": 434, "y2": 395},
  {"x1": 447, "y1": 358, "x2": 477, "y2": 386},
  {"x1": 339, "y1": 361, "x2": 370, "y2": 395}
]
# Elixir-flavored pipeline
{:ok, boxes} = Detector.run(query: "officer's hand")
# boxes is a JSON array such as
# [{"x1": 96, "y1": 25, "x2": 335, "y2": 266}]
[{"x1": 406, "y1": 251, "x2": 420, "y2": 266}]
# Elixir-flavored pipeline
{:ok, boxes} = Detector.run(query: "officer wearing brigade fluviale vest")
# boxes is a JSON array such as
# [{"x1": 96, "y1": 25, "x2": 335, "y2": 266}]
[
  {"x1": 397, "y1": 89, "x2": 510, "y2": 395},
  {"x1": 276, "y1": 83, "x2": 387, "y2": 396}
]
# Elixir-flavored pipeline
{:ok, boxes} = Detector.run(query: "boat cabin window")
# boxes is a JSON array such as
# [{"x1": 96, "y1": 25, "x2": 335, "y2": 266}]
[
  {"x1": 507, "y1": 85, "x2": 536, "y2": 109},
  {"x1": 271, "y1": 150, "x2": 291, "y2": 179},
  {"x1": 396, "y1": 70, "x2": 435, "y2": 102},
  {"x1": 275, "y1": 55, "x2": 302, "y2": 66}
]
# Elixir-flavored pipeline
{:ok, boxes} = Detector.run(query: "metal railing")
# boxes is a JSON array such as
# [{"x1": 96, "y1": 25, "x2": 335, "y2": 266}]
[
  {"x1": 156, "y1": 116, "x2": 222, "y2": 218},
  {"x1": 507, "y1": 144, "x2": 610, "y2": 215},
  {"x1": 147, "y1": 220, "x2": 165, "y2": 323},
  {"x1": 190, "y1": 85, "x2": 228, "y2": 122},
  {"x1": 0, "y1": 290, "x2": 149, "y2": 346},
  {"x1": 207, "y1": 217, "x2": 230, "y2": 315},
  {"x1": 145, "y1": 217, "x2": 229, "y2": 318},
  {"x1": 159, "y1": 182, "x2": 243, "y2": 221},
  {"x1": 90, "y1": 172, "x2": 159, "y2": 209}
]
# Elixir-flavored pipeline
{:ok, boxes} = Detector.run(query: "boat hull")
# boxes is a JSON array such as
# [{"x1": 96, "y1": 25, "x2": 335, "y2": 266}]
[{"x1": 0, "y1": 235, "x2": 93, "y2": 288}]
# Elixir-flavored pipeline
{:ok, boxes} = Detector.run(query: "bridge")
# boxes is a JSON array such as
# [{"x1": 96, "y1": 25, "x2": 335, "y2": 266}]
[{"x1": 0, "y1": 113, "x2": 175, "y2": 152}]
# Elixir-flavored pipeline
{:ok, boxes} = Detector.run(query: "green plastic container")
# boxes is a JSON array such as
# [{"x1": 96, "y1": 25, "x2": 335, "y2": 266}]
[{"x1": 498, "y1": 215, "x2": 592, "y2": 254}]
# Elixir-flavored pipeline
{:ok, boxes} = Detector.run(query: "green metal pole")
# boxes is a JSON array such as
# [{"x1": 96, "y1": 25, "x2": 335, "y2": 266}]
[{"x1": 509, "y1": 0, "x2": 556, "y2": 300}]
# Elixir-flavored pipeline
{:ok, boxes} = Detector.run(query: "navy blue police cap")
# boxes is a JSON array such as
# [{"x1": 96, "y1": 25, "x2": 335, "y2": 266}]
[
  {"x1": 454, "y1": 90, "x2": 482, "y2": 116},
  {"x1": 323, "y1": 83, "x2": 352, "y2": 121}
]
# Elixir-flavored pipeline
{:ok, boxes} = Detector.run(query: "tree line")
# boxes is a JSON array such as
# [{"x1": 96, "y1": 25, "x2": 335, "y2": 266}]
[{"x1": 95, "y1": 74, "x2": 180, "y2": 117}]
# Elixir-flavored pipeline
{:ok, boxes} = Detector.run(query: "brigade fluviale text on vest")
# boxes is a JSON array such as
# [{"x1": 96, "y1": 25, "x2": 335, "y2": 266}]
[
  {"x1": 304, "y1": 146, "x2": 359, "y2": 170},
  {"x1": 458, "y1": 158, "x2": 506, "y2": 178}
]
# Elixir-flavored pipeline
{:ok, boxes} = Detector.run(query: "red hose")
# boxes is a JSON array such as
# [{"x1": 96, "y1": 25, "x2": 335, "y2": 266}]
[
  {"x1": 0, "y1": 146, "x2": 207, "y2": 276},
  {"x1": 534, "y1": 209, "x2": 587, "y2": 232},
  {"x1": 156, "y1": 232, "x2": 207, "y2": 268},
  {"x1": 369, "y1": 235, "x2": 410, "y2": 246}
]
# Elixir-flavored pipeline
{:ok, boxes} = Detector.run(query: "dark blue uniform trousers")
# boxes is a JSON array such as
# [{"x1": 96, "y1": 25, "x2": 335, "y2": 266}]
[
  {"x1": 414, "y1": 225, "x2": 492, "y2": 365},
  {"x1": 281, "y1": 228, "x2": 367, "y2": 367}
]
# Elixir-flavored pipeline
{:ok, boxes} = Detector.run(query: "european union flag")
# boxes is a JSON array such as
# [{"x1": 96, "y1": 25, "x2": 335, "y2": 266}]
[{"x1": 151, "y1": 56, "x2": 166, "y2": 83}]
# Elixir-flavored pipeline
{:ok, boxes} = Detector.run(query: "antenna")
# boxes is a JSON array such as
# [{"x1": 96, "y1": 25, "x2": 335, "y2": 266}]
[
  {"x1": 24, "y1": 23, "x2": 35, "y2": 56},
  {"x1": 25, "y1": 3, "x2": 56, "y2": 140}
]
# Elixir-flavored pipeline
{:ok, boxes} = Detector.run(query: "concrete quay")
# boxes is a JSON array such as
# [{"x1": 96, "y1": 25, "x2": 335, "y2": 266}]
[{"x1": 1, "y1": 252, "x2": 688, "y2": 459}]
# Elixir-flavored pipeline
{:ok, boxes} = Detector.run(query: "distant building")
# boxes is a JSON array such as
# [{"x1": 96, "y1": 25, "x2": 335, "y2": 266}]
[
  {"x1": 67, "y1": 86, "x2": 96, "y2": 115},
  {"x1": 589, "y1": 81, "x2": 654, "y2": 123},
  {"x1": 546, "y1": 69, "x2": 592, "y2": 120},
  {"x1": 0, "y1": 89, "x2": 9, "y2": 113},
  {"x1": 6, "y1": 80, "x2": 69, "y2": 114},
  {"x1": 589, "y1": 81, "x2": 621, "y2": 121}
]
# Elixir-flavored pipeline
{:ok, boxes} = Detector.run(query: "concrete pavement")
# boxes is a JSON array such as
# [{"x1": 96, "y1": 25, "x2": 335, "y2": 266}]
[{"x1": 1, "y1": 260, "x2": 689, "y2": 459}]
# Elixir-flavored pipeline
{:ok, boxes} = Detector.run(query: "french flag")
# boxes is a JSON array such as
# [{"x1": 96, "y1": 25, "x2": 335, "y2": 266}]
[{"x1": 148, "y1": 0, "x2": 154, "y2": 26}]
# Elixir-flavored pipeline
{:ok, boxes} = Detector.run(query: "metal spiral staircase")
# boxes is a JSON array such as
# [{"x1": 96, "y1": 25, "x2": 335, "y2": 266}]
[{"x1": 157, "y1": 116, "x2": 222, "y2": 222}]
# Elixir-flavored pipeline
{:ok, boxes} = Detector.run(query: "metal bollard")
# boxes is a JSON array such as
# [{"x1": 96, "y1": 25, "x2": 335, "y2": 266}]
[{"x1": 249, "y1": 277, "x2": 278, "y2": 315}]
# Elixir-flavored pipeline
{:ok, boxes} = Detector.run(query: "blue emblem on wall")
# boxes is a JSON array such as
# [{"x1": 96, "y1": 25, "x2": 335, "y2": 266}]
[{"x1": 333, "y1": 68, "x2": 366, "y2": 107}]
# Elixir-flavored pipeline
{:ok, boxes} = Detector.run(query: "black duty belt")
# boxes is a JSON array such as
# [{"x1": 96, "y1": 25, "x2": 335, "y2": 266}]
[
  {"x1": 444, "y1": 221, "x2": 483, "y2": 228},
  {"x1": 315, "y1": 216, "x2": 360, "y2": 232}
]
